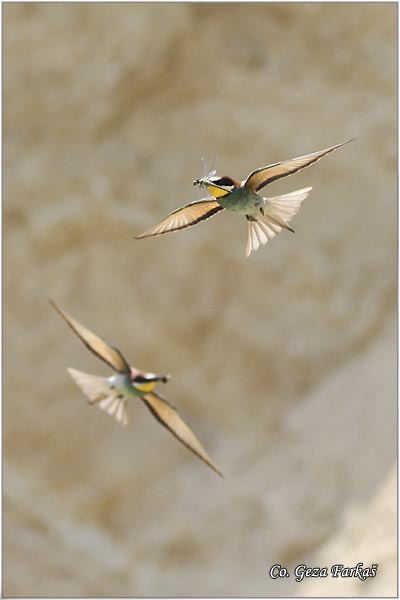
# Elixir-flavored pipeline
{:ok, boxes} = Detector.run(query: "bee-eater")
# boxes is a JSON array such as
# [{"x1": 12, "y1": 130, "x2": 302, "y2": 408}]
[
  {"x1": 50, "y1": 300, "x2": 222, "y2": 477},
  {"x1": 136, "y1": 140, "x2": 353, "y2": 257}
]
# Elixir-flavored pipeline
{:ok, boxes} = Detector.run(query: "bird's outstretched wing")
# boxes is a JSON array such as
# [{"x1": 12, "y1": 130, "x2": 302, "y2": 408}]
[
  {"x1": 50, "y1": 300, "x2": 130, "y2": 374},
  {"x1": 135, "y1": 198, "x2": 224, "y2": 239},
  {"x1": 244, "y1": 139, "x2": 354, "y2": 192},
  {"x1": 141, "y1": 391, "x2": 223, "y2": 477}
]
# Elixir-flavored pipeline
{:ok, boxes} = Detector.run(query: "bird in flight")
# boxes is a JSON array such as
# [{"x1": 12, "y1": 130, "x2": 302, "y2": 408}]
[
  {"x1": 50, "y1": 300, "x2": 222, "y2": 477},
  {"x1": 136, "y1": 140, "x2": 353, "y2": 257}
]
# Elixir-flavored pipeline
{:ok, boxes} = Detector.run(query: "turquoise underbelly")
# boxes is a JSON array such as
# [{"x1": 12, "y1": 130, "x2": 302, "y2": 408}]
[
  {"x1": 218, "y1": 187, "x2": 264, "y2": 216},
  {"x1": 107, "y1": 373, "x2": 141, "y2": 398}
]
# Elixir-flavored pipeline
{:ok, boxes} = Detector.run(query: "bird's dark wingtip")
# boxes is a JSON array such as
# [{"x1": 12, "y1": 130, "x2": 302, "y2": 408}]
[{"x1": 49, "y1": 298, "x2": 60, "y2": 312}]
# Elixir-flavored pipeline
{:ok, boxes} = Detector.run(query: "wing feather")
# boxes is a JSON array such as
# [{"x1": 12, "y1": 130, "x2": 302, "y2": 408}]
[
  {"x1": 244, "y1": 139, "x2": 353, "y2": 192},
  {"x1": 135, "y1": 199, "x2": 224, "y2": 239},
  {"x1": 50, "y1": 300, "x2": 130, "y2": 374},
  {"x1": 67, "y1": 368, "x2": 129, "y2": 426},
  {"x1": 141, "y1": 391, "x2": 223, "y2": 477}
]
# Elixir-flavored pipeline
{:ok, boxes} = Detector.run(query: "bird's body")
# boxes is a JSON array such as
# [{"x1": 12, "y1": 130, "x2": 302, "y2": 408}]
[
  {"x1": 216, "y1": 184, "x2": 264, "y2": 215},
  {"x1": 107, "y1": 372, "x2": 141, "y2": 398},
  {"x1": 50, "y1": 300, "x2": 222, "y2": 477},
  {"x1": 136, "y1": 140, "x2": 353, "y2": 256}
]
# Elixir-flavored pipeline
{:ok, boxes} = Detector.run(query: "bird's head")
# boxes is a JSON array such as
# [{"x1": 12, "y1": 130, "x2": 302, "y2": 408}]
[
  {"x1": 193, "y1": 174, "x2": 238, "y2": 198},
  {"x1": 131, "y1": 369, "x2": 170, "y2": 393}
]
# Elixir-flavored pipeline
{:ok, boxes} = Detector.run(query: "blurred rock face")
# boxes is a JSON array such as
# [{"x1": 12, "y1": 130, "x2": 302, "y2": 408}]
[{"x1": 4, "y1": 3, "x2": 396, "y2": 597}]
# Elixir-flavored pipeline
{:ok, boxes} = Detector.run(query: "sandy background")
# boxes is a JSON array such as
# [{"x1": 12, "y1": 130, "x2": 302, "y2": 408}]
[{"x1": 4, "y1": 3, "x2": 397, "y2": 597}]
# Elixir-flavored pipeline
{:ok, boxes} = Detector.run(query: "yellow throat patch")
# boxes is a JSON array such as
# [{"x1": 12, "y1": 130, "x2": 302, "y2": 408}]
[
  {"x1": 133, "y1": 380, "x2": 157, "y2": 393},
  {"x1": 206, "y1": 184, "x2": 231, "y2": 199}
]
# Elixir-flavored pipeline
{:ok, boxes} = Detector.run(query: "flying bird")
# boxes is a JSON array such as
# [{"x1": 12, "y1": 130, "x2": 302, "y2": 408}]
[
  {"x1": 50, "y1": 300, "x2": 222, "y2": 477},
  {"x1": 136, "y1": 140, "x2": 353, "y2": 257}
]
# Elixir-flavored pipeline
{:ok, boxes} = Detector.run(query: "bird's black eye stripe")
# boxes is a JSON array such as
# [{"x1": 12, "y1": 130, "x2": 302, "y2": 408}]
[
  {"x1": 213, "y1": 176, "x2": 235, "y2": 186},
  {"x1": 134, "y1": 375, "x2": 150, "y2": 383}
]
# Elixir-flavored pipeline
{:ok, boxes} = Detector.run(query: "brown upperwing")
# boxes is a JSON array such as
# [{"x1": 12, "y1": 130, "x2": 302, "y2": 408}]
[
  {"x1": 50, "y1": 300, "x2": 130, "y2": 374},
  {"x1": 244, "y1": 139, "x2": 354, "y2": 192},
  {"x1": 141, "y1": 391, "x2": 223, "y2": 477}
]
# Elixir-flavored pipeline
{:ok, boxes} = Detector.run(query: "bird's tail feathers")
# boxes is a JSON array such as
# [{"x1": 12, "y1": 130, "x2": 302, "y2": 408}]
[
  {"x1": 245, "y1": 187, "x2": 312, "y2": 257},
  {"x1": 67, "y1": 368, "x2": 129, "y2": 426},
  {"x1": 264, "y1": 186, "x2": 312, "y2": 224},
  {"x1": 97, "y1": 395, "x2": 129, "y2": 426},
  {"x1": 245, "y1": 219, "x2": 276, "y2": 257}
]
